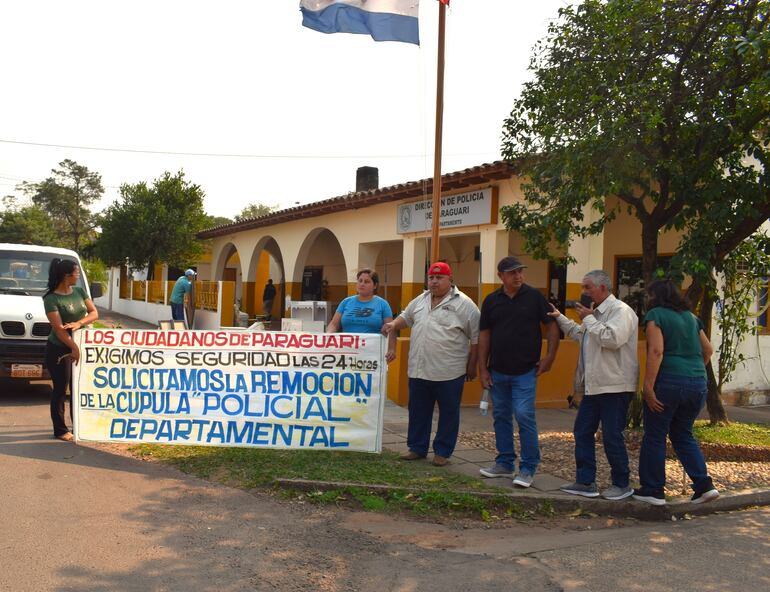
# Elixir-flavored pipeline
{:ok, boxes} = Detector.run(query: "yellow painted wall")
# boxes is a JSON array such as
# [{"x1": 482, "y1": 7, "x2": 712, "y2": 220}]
[
  {"x1": 326, "y1": 284, "x2": 348, "y2": 304},
  {"x1": 242, "y1": 281, "x2": 257, "y2": 316},
  {"x1": 480, "y1": 282, "x2": 497, "y2": 303},
  {"x1": 220, "y1": 281, "x2": 235, "y2": 327},
  {"x1": 602, "y1": 195, "x2": 682, "y2": 276},
  {"x1": 458, "y1": 285, "x2": 479, "y2": 304},
  {"x1": 400, "y1": 282, "x2": 424, "y2": 310},
  {"x1": 382, "y1": 286, "x2": 401, "y2": 316}
]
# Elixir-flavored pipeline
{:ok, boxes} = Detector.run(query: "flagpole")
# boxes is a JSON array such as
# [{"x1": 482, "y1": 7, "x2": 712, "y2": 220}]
[{"x1": 430, "y1": 0, "x2": 447, "y2": 264}]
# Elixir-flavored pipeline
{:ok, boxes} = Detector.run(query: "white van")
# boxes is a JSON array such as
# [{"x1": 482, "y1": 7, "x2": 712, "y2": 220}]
[{"x1": 0, "y1": 243, "x2": 102, "y2": 380}]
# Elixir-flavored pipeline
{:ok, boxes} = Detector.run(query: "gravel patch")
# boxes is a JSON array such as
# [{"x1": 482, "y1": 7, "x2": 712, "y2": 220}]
[{"x1": 459, "y1": 430, "x2": 770, "y2": 496}]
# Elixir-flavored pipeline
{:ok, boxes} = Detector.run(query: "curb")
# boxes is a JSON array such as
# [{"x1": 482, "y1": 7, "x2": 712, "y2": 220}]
[{"x1": 274, "y1": 478, "x2": 770, "y2": 521}]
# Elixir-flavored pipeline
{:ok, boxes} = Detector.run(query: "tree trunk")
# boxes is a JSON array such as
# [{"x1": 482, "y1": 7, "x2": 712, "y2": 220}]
[
  {"x1": 640, "y1": 223, "x2": 659, "y2": 287},
  {"x1": 697, "y1": 288, "x2": 729, "y2": 425},
  {"x1": 147, "y1": 258, "x2": 155, "y2": 281}
]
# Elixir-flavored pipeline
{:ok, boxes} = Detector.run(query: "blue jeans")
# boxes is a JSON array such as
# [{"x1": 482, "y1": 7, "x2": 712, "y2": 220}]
[
  {"x1": 407, "y1": 375, "x2": 465, "y2": 457},
  {"x1": 638, "y1": 374, "x2": 712, "y2": 494},
  {"x1": 490, "y1": 368, "x2": 539, "y2": 475},
  {"x1": 574, "y1": 392, "x2": 631, "y2": 487},
  {"x1": 171, "y1": 303, "x2": 185, "y2": 321}
]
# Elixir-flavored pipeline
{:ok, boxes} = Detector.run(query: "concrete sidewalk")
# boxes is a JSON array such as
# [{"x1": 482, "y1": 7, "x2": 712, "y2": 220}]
[
  {"x1": 96, "y1": 306, "x2": 157, "y2": 330},
  {"x1": 382, "y1": 400, "x2": 573, "y2": 495}
]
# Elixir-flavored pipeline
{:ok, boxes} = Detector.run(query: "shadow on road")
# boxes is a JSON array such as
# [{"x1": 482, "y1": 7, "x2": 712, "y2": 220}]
[{"x1": 0, "y1": 378, "x2": 51, "y2": 406}]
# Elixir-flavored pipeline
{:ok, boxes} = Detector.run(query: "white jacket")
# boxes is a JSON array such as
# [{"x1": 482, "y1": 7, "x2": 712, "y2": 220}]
[{"x1": 555, "y1": 294, "x2": 639, "y2": 395}]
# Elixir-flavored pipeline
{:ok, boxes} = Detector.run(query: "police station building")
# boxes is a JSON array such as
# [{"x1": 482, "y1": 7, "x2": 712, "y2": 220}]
[{"x1": 192, "y1": 161, "x2": 767, "y2": 408}]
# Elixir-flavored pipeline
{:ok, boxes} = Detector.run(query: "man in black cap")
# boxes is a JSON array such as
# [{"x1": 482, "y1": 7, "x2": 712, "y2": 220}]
[{"x1": 477, "y1": 256, "x2": 560, "y2": 487}]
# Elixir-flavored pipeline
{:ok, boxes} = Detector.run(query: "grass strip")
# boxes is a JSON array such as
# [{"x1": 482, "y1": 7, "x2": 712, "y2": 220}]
[
  {"x1": 129, "y1": 446, "x2": 494, "y2": 490},
  {"x1": 127, "y1": 445, "x2": 542, "y2": 519},
  {"x1": 693, "y1": 421, "x2": 770, "y2": 447}
]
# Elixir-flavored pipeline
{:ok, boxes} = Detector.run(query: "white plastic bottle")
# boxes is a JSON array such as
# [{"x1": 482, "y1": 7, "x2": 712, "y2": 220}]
[{"x1": 479, "y1": 389, "x2": 490, "y2": 416}]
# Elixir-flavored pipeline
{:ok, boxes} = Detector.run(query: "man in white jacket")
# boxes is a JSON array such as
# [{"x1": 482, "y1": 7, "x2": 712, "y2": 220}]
[{"x1": 549, "y1": 270, "x2": 639, "y2": 500}]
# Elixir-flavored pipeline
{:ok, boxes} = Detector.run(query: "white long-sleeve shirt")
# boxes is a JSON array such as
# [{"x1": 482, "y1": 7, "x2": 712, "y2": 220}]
[{"x1": 555, "y1": 294, "x2": 639, "y2": 395}]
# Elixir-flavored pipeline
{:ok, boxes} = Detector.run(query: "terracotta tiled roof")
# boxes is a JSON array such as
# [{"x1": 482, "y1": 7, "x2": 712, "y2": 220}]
[{"x1": 197, "y1": 160, "x2": 518, "y2": 239}]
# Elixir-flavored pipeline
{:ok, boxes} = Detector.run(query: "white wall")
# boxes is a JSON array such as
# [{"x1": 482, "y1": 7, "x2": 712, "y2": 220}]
[{"x1": 98, "y1": 266, "x2": 225, "y2": 330}]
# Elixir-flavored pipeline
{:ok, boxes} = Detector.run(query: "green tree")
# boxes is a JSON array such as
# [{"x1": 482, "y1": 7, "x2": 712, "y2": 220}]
[
  {"x1": 500, "y1": 0, "x2": 770, "y2": 423},
  {"x1": 96, "y1": 171, "x2": 208, "y2": 280},
  {"x1": 670, "y1": 158, "x2": 770, "y2": 422},
  {"x1": 235, "y1": 202, "x2": 275, "y2": 222},
  {"x1": 205, "y1": 214, "x2": 233, "y2": 228},
  {"x1": 0, "y1": 196, "x2": 61, "y2": 246},
  {"x1": 714, "y1": 234, "x2": 770, "y2": 399},
  {"x1": 20, "y1": 159, "x2": 103, "y2": 251},
  {"x1": 500, "y1": 0, "x2": 769, "y2": 284}
]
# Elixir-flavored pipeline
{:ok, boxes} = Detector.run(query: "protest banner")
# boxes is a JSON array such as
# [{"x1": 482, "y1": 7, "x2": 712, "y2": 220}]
[{"x1": 72, "y1": 329, "x2": 386, "y2": 453}]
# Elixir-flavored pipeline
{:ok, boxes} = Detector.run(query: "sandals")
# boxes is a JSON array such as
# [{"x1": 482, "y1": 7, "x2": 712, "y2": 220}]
[{"x1": 55, "y1": 432, "x2": 74, "y2": 442}]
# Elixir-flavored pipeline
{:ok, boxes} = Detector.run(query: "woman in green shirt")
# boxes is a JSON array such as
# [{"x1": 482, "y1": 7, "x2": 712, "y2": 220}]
[
  {"x1": 633, "y1": 279, "x2": 718, "y2": 506},
  {"x1": 43, "y1": 258, "x2": 98, "y2": 441}
]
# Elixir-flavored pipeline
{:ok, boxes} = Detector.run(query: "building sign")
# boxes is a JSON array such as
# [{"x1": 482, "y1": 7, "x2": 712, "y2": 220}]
[
  {"x1": 396, "y1": 187, "x2": 495, "y2": 234},
  {"x1": 72, "y1": 328, "x2": 387, "y2": 453}
]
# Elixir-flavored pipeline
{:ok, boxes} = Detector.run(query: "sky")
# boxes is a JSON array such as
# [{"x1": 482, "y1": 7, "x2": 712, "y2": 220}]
[{"x1": 0, "y1": 0, "x2": 572, "y2": 220}]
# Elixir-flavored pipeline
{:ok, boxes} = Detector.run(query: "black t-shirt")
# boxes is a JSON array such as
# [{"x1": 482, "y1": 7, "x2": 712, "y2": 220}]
[{"x1": 479, "y1": 284, "x2": 553, "y2": 375}]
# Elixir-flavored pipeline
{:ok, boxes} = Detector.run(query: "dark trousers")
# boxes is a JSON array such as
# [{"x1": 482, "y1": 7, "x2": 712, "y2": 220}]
[
  {"x1": 45, "y1": 341, "x2": 73, "y2": 437},
  {"x1": 262, "y1": 299, "x2": 274, "y2": 321},
  {"x1": 574, "y1": 392, "x2": 632, "y2": 487},
  {"x1": 170, "y1": 302, "x2": 185, "y2": 321},
  {"x1": 406, "y1": 375, "x2": 465, "y2": 458},
  {"x1": 638, "y1": 374, "x2": 713, "y2": 495}
]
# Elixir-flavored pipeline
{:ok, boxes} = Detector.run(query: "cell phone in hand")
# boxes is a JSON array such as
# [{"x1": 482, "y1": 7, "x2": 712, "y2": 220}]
[{"x1": 566, "y1": 295, "x2": 595, "y2": 308}]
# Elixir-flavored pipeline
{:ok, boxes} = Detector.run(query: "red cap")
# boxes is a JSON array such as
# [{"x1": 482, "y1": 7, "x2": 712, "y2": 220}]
[{"x1": 428, "y1": 262, "x2": 452, "y2": 276}]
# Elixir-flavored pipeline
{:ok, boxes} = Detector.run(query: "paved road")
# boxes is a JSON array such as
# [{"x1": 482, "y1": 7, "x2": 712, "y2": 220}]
[{"x1": 2, "y1": 381, "x2": 768, "y2": 592}]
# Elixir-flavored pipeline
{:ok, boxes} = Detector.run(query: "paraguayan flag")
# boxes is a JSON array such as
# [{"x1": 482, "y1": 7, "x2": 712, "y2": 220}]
[{"x1": 300, "y1": 1, "x2": 420, "y2": 45}]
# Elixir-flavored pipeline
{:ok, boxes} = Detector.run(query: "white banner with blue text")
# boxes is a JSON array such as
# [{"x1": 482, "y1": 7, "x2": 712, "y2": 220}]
[{"x1": 72, "y1": 329, "x2": 386, "y2": 452}]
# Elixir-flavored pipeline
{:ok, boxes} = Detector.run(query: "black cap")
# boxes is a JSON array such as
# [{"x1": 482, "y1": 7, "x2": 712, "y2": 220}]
[{"x1": 497, "y1": 256, "x2": 527, "y2": 273}]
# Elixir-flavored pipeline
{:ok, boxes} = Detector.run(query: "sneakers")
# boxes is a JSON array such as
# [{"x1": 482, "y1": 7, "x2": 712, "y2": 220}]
[
  {"x1": 691, "y1": 488, "x2": 719, "y2": 504},
  {"x1": 560, "y1": 482, "x2": 599, "y2": 497},
  {"x1": 399, "y1": 451, "x2": 426, "y2": 461},
  {"x1": 632, "y1": 488, "x2": 666, "y2": 506},
  {"x1": 432, "y1": 455, "x2": 449, "y2": 467},
  {"x1": 601, "y1": 485, "x2": 634, "y2": 500},
  {"x1": 479, "y1": 464, "x2": 514, "y2": 478},
  {"x1": 512, "y1": 473, "x2": 534, "y2": 488}
]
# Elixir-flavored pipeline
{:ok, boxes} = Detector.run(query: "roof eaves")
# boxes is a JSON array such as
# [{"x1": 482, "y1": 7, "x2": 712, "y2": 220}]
[{"x1": 198, "y1": 160, "x2": 517, "y2": 239}]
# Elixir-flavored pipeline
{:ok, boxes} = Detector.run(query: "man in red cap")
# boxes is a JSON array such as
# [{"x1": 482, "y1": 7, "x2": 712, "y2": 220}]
[{"x1": 382, "y1": 261, "x2": 480, "y2": 466}]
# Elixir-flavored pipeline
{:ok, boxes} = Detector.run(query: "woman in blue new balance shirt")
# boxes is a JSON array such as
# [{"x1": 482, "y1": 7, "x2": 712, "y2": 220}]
[{"x1": 327, "y1": 268, "x2": 396, "y2": 362}]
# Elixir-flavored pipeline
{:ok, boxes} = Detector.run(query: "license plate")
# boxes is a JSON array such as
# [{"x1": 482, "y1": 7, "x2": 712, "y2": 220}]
[{"x1": 11, "y1": 364, "x2": 43, "y2": 378}]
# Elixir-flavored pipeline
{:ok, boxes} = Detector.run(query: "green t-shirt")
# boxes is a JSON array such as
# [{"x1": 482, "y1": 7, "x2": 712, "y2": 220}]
[
  {"x1": 643, "y1": 306, "x2": 706, "y2": 378},
  {"x1": 43, "y1": 286, "x2": 89, "y2": 347},
  {"x1": 170, "y1": 276, "x2": 192, "y2": 305}
]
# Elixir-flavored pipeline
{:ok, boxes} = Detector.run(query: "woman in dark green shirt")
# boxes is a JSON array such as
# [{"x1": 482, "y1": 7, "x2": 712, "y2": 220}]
[
  {"x1": 633, "y1": 280, "x2": 718, "y2": 506},
  {"x1": 42, "y1": 258, "x2": 98, "y2": 441}
]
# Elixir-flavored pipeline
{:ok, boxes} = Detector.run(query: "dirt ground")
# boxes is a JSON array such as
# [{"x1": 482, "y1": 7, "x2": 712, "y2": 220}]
[{"x1": 460, "y1": 430, "x2": 770, "y2": 496}]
